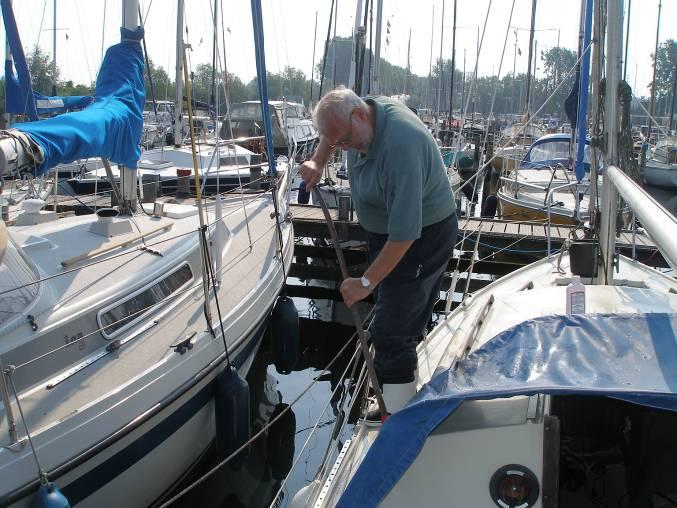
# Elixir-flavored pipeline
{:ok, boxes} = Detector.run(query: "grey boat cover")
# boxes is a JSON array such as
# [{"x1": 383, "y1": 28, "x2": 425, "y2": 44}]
[{"x1": 339, "y1": 313, "x2": 677, "y2": 507}]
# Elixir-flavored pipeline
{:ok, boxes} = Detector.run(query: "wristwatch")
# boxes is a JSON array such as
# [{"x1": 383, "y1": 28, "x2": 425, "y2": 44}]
[{"x1": 360, "y1": 275, "x2": 373, "y2": 290}]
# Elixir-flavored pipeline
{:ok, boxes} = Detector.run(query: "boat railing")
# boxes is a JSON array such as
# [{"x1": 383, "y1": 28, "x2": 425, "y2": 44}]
[
  {"x1": 546, "y1": 181, "x2": 584, "y2": 255},
  {"x1": 605, "y1": 165, "x2": 677, "y2": 271},
  {"x1": 499, "y1": 175, "x2": 550, "y2": 194},
  {"x1": 0, "y1": 358, "x2": 19, "y2": 446}
]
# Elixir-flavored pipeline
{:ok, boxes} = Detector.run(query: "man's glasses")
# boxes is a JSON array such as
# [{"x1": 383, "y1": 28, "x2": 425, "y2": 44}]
[{"x1": 328, "y1": 110, "x2": 354, "y2": 148}]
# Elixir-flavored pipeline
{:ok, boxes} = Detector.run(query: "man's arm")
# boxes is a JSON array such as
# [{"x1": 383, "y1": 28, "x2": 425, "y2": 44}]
[
  {"x1": 299, "y1": 137, "x2": 333, "y2": 188},
  {"x1": 340, "y1": 239, "x2": 414, "y2": 307}
]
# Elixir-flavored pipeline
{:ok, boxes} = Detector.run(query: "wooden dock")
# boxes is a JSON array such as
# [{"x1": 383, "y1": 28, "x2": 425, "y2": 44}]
[{"x1": 289, "y1": 204, "x2": 665, "y2": 268}]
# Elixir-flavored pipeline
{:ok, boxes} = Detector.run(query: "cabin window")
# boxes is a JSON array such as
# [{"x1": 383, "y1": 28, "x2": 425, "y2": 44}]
[
  {"x1": 98, "y1": 264, "x2": 193, "y2": 337},
  {"x1": 285, "y1": 107, "x2": 299, "y2": 118},
  {"x1": 529, "y1": 141, "x2": 595, "y2": 166}
]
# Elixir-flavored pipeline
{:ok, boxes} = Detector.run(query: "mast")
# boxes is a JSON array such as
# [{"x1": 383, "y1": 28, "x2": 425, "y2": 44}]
[
  {"x1": 574, "y1": 0, "x2": 593, "y2": 182},
  {"x1": 318, "y1": 0, "x2": 336, "y2": 98},
  {"x1": 448, "y1": 0, "x2": 457, "y2": 122},
  {"x1": 310, "y1": 10, "x2": 318, "y2": 102},
  {"x1": 588, "y1": 0, "x2": 604, "y2": 216},
  {"x1": 405, "y1": 28, "x2": 411, "y2": 95},
  {"x1": 647, "y1": 0, "x2": 661, "y2": 140},
  {"x1": 524, "y1": 0, "x2": 537, "y2": 118},
  {"x1": 52, "y1": 0, "x2": 57, "y2": 96},
  {"x1": 428, "y1": 5, "x2": 435, "y2": 109},
  {"x1": 512, "y1": 29, "x2": 517, "y2": 115},
  {"x1": 174, "y1": 0, "x2": 184, "y2": 147},
  {"x1": 332, "y1": 0, "x2": 338, "y2": 88},
  {"x1": 120, "y1": 0, "x2": 140, "y2": 210},
  {"x1": 623, "y1": 0, "x2": 631, "y2": 80},
  {"x1": 210, "y1": 0, "x2": 218, "y2": 112},
  {"x1": 670, "y1": 64, "x2": 676, "y2": 131},
  {"x1": 599, "y1": 0, "x2": 624, "y2": 284},
  {"x1": 348, "y1": 0, "x2": 364, "y2": 90},
  {"x1": 436, "y1": 0, "x2": 446, "y2": 118},
  {"x1": 461, "y1": 48, "x2": 466, "y2": 118},
  {"x1": 372, "y1": 0, "x2": 383, "y2": 94}
]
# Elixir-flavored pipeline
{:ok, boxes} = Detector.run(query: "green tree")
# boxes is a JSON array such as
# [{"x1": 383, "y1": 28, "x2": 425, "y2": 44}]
[
  {"x1": 652, "y1": 39, "x2": 676, "y2": 100},
  {"x1": 26, "y1": 46, "x2": 58, "y2": 95},
  {"x1": 144, "y1": 59, "x2": 174, "y2": 102}
]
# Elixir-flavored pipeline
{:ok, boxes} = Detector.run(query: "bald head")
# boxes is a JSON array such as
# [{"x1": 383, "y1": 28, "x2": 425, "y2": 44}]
[{"x1": 313, "y1": 86, "x2": 367, "y2": 133}]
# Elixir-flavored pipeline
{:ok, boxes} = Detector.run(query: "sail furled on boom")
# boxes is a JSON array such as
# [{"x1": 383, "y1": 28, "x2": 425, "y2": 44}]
[
  {"x1": 1, "y1": 0, "x2": 93, "y2": 119},
  {"x1": 12, "y1": 27, "x2": 145, "y2": 176}
]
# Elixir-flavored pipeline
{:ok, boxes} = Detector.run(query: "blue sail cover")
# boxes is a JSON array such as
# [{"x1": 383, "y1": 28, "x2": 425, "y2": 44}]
[
  {"x1": 13, "y1": 28, "x2": 145, "y2": 176},
  {"x1": 4, "y1": 61, "x2": 93, "y2": 116},
  {"x1": 1, "y1": 0, "x2": 93, "y2": 118},
  {"x1": 339, "y1": 313, "x2": 677, "y2": 507}
]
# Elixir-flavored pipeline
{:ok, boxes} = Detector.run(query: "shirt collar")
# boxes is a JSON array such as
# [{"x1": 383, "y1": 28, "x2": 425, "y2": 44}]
[{"x1": 363, "y1": 97, "x2": 385, "y2": 161}]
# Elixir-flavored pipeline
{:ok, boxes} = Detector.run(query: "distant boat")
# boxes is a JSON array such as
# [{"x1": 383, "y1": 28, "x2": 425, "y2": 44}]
[
  {"x1": 221, "y1": 100, "x2": 319, "y2": 161},
  {"x1": 497, "y1": 133, "x2": 594, "y2": 225},
  {"x1": 643, "y1": 135, "x2": 677, "y2": 189}
]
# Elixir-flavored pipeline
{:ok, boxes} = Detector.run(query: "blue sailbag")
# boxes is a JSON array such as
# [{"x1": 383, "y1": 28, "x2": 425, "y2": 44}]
[
  {"x1": 1, "y1": 0, "x2": 93, "y2": 119},
  {"x1": 2, "y1": 23, "x2": 145, "y2": 177}
]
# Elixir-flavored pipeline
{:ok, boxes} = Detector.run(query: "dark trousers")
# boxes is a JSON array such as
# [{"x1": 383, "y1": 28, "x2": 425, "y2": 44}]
[{"x1": 367, "y1": 212, "x2": 458, "y2": 384}]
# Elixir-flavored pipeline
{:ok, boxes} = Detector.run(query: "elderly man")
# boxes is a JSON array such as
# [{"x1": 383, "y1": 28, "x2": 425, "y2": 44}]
[{"x1": 300, "y1": 87, "x2": 457, "y2": 416}]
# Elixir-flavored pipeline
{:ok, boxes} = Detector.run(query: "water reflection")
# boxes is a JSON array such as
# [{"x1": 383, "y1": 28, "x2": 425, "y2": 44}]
[{"x1": 167, "y1": 317, "x2": 357, "y2": 508}]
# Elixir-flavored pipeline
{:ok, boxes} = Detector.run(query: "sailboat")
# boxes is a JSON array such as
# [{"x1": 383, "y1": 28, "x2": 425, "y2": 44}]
[
  {"x1": 0, "y1": 1, "x2": 295, "y2": 506},
  {"x1": 294, "y1": 1, "x2": 677, "y2": 506}
]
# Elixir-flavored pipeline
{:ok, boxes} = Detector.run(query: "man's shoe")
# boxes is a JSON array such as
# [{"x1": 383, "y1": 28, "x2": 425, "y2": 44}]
[{"x1": 362, "y1": 381, "x2": 417, "y2": 427}]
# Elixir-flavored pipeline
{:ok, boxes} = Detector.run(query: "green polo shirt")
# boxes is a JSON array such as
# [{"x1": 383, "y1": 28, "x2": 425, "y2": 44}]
[{"x1": 347, "y1": 96, "x2": 455, "y2": 241}]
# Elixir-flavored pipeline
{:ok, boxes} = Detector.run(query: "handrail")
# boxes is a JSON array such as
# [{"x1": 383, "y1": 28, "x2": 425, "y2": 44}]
[
  {"x1": 0, "y1": 360, "x2": 19, "y2": 444},
  {"x1": 546, "y1": 181, "x2": 582, "y2": 255},
  {"x1": 498, "y1": 176, "x2": 549, "y2": 193},
  {"x1": 605, "y1": 165, "x2": 677, "y2": 271}
]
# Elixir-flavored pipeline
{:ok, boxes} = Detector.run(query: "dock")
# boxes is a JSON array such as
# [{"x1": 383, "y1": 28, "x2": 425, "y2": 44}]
[{"x1": 289, "y1": 203, "x2": 665, "y2": 267}]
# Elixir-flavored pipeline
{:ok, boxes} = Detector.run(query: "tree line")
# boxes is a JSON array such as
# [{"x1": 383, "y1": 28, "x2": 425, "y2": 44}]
[{"x1": 2, "y1": 39, "x2": 675, "y2": 123}]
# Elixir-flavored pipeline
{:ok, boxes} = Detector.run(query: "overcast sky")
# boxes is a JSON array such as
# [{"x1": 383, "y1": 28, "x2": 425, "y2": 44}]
[{"x1": 2, "y1": 0, "x2": 676, "y2": 98}]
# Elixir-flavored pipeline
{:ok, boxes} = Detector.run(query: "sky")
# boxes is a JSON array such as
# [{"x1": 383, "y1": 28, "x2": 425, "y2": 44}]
[{"x1": 1, "y1": 0, "x2": 676, "y2": 99}]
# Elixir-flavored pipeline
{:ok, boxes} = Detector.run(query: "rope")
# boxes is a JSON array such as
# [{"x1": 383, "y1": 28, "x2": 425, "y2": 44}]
[{"x1": 157, "y1": 311, "x2": 372, "y2": 508}]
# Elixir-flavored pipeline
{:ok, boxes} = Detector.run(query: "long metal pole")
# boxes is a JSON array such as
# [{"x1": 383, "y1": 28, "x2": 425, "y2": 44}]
[
  {"x1": 670, "y1": 64, "x2": 677, "y2": 131},
  {"x1": 348, "y1": 0, "x2": 364, "y2": 90},
  {"x1": 210, "y1": 0, "x2": 218, "y2": 110},
  {"x1": 427, "y1": 5, "x2": 434, "y2": 109},
  {"x1": 647, "y1": 0, "x2": 661, "y2": 138},
  {"x1": 599, "y1": 0, "x2": 623, "y2": 285},
  {"x1": 436, "y1": 0, "x2": 446, "y2": 118},
  {"x1": 312, "y1": 189, "x2": 387, "y2": 417},
  {"x1": 372, "y1": 0, "x2": 383, "y2": 94},
  {"x1": 174, "y1": 0, "x2": 184, "y2": 147},
  {"x1": 588, "y1": 0, "x2": 603, "y2": 216},
  {"x1": 574, "y1": 0, "x2": 593, "y2": 181},
  {"x1": 623, "y1": 0, "x2": 631, "y2": 80},
  {"x1": 51, "y1": 0, "x2": 57, "y2": 96},
  {"x1": 448, "y1": 0, "x2": 457, "y2": 122},
  {"x1": 606, "y1": 165, "x2": 677, "y2": 271},
  {"x1": 524, "y1": 0, "x2": 537, "y2": 118},
  {"x1": 405, "y1": 28, "x2": 411, "y2": 94},
  {"x1": 310, "y1": 11, "x2": 318, "y2": 103},
  {"x1": 120, "y1": 0, "x2": 140, "y2": 209}
]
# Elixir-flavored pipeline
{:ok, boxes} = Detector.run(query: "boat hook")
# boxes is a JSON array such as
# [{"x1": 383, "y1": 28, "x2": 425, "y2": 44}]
[{"x1": 311, "y1": 188, "x2": 388, "y2": 418}]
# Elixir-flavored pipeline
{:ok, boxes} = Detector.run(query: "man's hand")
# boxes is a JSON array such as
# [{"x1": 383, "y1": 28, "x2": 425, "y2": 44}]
[
  {"x1": 340, "y1": 277, "x2": 372, "y2": 308},
  {"x1": 299, "y1": 159, "x2": 322, "y2": 189}
]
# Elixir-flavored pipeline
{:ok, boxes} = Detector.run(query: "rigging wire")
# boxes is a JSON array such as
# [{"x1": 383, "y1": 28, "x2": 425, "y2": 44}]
[
  {"x1": 156, "y1": 312, "x2": 372, "y2": 508},
  {"x1": 10, "y1": 219, "x2": 280, "y2": 372},
  {"x1": 453, "y1": 40, "x2": 594, "y2": 199}
]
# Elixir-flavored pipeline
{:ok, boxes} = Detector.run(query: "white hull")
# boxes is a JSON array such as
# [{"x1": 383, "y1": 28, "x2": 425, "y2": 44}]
[{"x1": 1, "y1": 172, "x2": 295, "y2": 507}]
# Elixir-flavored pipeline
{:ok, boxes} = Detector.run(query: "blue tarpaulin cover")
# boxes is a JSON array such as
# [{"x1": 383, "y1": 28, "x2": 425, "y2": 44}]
[
  {"x1": 1, "y1": 0, "x2": 93, "y2": 118},
  {"x1": 339, "y1": 313, "x2": 677, "y2": 507},
  {"x1": 13, "y1": 27, "x2": 145, "y2": 176}
]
